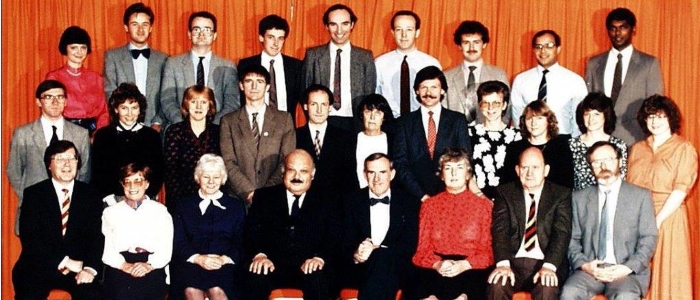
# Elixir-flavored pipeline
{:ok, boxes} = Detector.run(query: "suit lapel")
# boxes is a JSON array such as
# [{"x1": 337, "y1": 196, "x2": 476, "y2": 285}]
[
  {"x1": 181, "y1": 55, "x2": 196, "y2": 86},
  {"x1": 359, "y1": 192, "x2": 372, "y2": 238},
  {"x1": 208, "y1": 55, "x2": 221, "y2": 89},
  {"x1": 452, "y1": 66, "x2": 466, "y2": 95},
  {"x1": 119, "y1": 45, "x2": 137, "y2": 83},
  {"x1": 383, "y1": 196, "x2": 403, "y2": 245},
  {"x1": 594, "y1": 53, "x2": 609, "y2": 92},
  {"x1": 434, "y1": 111, "x2": 451, "y2": 159},
  {"x1": 258, "y1": 109, "x2": 278, "y2": 160},
  {"x1": 237, "y1": 109, "x2": 258, "y2": 157},
  {"x1": 586, "y1": 187, "x2": 602, "y2": 255},
  {"x1": 409, "y1": 112, "x2": 429, "y2": 156},
  {"x1": 31, "y1": 120, "x2": 47, "y2": 148},
  {"x1": 619, "y1": 50, "x2": 642, "y2": 95},
  {"x1": 145, "y1": 50, "x2": 163, "y2": 99},
  {"x1": 319, "y1": 45, "x2": 331, "y2": 87}
]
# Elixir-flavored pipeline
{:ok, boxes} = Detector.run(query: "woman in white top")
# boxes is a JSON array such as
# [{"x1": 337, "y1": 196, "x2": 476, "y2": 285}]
[{"x1": 355, "y1": 94, "x2": 396, "y2": 188}]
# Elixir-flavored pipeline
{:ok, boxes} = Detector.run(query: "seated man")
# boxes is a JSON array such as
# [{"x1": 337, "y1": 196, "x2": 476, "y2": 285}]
[
  {"x1": 12, "y1": 140, "x2": 103, "y2": 299},
  {"x1": 244, "y1": 150, "x2": 341, "y2": 300},
  {"x1": 561, "y1": 141, "x2": 657, "y2": 299}
]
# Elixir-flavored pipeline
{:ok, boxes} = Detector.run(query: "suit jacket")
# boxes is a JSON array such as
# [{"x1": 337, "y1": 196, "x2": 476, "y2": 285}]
[
  {"x1": 238, "y1": 54, "x2": 303, "y2": 118},
  {"x1": 585, "y1": 49, "x2": 663, "y2": 146},
  {"x1": 443, "y1": 63, "x2": 510, "y2": 124},
  {"x1": 6, "y1": 119, "x2": 91, "y2": 235},
  {"x1": 393, "y1": 107, "x2": 470, "y2": 198},
  {"x1": 219, "y1": 107, "x2": 296, "y2": 200},
  {"x1": 491, "y1": 181, "x2": 572, "y2": 275},
  {"x1": 160, "y1": 52, "x2": 240, "y2": 126},
  {"x1": 244, "y1": 185, "x2": 341, "y2": 267},
  {"x1": 301, "y1": 43, "x2": 376, "y2": 114},
  {"x1": 13, "y1": 180, "x2": 103, "y2": 280},
  {"x1": 569, "y1": 181, "x2": 657, "y2": 294},
  {"x1": 103, "y1": 44, "x2": 168, "y2": 126}
]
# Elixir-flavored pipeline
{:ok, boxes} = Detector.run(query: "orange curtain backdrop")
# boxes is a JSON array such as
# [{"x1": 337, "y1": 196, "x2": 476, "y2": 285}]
[{"x1": 2, "y1": 0, "x2": 698, "y2": 298}]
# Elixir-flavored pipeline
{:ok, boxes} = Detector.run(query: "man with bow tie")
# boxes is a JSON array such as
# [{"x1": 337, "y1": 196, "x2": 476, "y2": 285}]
[
  {"x1": 103, "y1": 3, "x2": 168, "y2": 132},
  {"x1": 342, "y1": 153, "x2": 419, "y2": 300}
]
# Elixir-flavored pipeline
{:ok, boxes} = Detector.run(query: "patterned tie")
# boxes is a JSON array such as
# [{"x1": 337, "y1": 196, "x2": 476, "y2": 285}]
[
  {"x1": 427, "y1": 111, "x2": 436, "y2": 158},
  {"x1": 332, "y1": 49, "x2": 342, "y2": 110},
  {"x1": 196, "y1": 56, "x2": 205, "y2": 86},
  {"x1": 524, "y1": 193, "x2": 537, "y2": 252},
  {"x1": 597, "y1": 190, "x2": 611, "y2": 260},
  {"x1": 400, "y1": 55, "x2": 410, "y2": 116},
  {"x1": 610, "y1": 53, "x2": 623, "y2": 105},
  {"x1": 61, "y1": 188, "x2": 70, "y2": 237},
  {"x1": 50, "y1": 125, "x2": 59, "y2": 145},
  {"x1": 251, "y1": 112, "x2": 260, "y2": 150},
  {"x1": 268, "y1": 59, "x2": 278, "y2": 109},
  {"x1": 314, "y1": 130, "x2": 322, "y2": 159},
  {"x1": 538, "y1": 69, "x2": 549, "y2": 102}
]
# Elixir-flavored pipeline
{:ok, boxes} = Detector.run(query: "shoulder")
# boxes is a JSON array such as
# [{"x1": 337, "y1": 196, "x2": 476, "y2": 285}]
[
  {"x1": 282, "y1": 54, "x2": 303, "y2": 64},
  {"x1": 211, "y1": 54, "x2": 235, "y2": 67},
  {"x1": 166, "y1": 53, "x2": 190, "y2": 65},
  {"x1": 351, "y1": 45, "x2": 373, "y2": 57},
  {"x1": 25, "y1": 179, "x2": 53, "y2": 194},
  {"x1": 238, "y1": 55, "x2": 259, "y2": 66},
  {"x1": 572, "y1": 185, "x2": 594, "y2": 202},
  {"x1": 104, "y1": 45, "x2": 128, "y2": 58},
  {"x1": 545, "y1": 181, "x2": 572, "y2": 197},
  {"x1": 632, "y1": 49, "x2": 658, "y2": 62},
  {"x1": 513, "y1": 67, "x2": 537, "y2": 80},
  {"x1": 305, "y1": 44, "x2": 327, "y2": 55},
  {"x1": 444, "y1": 65, "x2": 461, "y2": 77},
  {"x1": 483, "y1": 63, "x2": 507, "y2": 74}
]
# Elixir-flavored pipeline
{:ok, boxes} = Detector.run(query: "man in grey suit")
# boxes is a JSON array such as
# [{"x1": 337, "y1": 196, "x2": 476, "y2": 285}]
[
  {"x1": 6, "y1": 80, "x2": 91, "y2": 235},
  {"x1": 585, "y1": 8, "x2": 663, "y2": 146},
  {"x1": 160, "y1": 11, "x2": 240, "y2": 127},
  {"x1": 443, "y1": 20, "x2": 509, "y2": 124},
  {"x1": 301, "y1": 4, "x2": 376, "y2": 132},
  {"x1": 219, "y1": 65, "x2": 296, "y2": 204},
  {"x1": 561, "y1": 141, "x2": 657, "y2": 299},
  {"x1": 103, "y1": 2, "x2": 168, "y2": 132}
]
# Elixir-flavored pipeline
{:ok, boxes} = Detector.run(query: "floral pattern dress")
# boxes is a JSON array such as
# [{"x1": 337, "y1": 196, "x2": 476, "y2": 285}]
[
  {"x1": 568, "y1": 136, "x2": 628, "y2": 190},
  {"x1": 468, "y1": 124, "x2": 522, "y2": 199}
]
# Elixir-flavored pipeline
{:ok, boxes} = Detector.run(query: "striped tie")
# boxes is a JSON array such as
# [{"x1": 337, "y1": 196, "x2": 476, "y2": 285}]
[
  {"x1": 537, "y1": 69, "x2": 549, "y2": 102},
  {"x1": 524, "y1": 193, "x2": 537, "y2": 251},
  {"x1": 61, "y1": 188, "x2": 70, "y2": 237},
  {"x1": 252, "y1": 112, "x2": 260, "y2": 150}
]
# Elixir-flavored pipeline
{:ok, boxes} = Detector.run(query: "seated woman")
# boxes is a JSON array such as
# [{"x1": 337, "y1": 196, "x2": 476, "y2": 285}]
[
  {"x1": 354, "y1": 94, "x2": 396, "y2": 188},
  {"x1": 101, "y1": 163, "x2": 173, "y2": 300},
  {"x1": 412, "y1": 147, "x2": 494, "y2": 300},
  {"x1": 171, "y1": 154, "x2": 245, "y2": 300}
]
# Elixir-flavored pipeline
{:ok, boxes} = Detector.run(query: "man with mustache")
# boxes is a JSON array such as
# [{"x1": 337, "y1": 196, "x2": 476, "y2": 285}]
[{"x1": 561, "y1": 141, "x2": 657, "y2": 299}]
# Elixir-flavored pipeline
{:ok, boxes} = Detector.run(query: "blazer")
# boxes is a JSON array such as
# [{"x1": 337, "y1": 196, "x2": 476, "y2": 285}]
[
  {"x1": 219, "y1": 107, "x2": 296, "y2": 200},
  {"x1": 443, "y1": 63, "x2": 510, "y2": 124},
  {"x1": 585, "y1": 49, "x2": 663, "y2": 146},
  {"x1": 103, "y1": 44, "x2": 168, "y2": 126},
  {"x1": 13, "y1": 180, "x2": 103, "y2": 281},
  {"x1": 393, "y1": 107, "x2": 470, "y2": 198},
  {"x1": 244, "y1": 184, "x2": 341, "y2": 267},
  {"x1": 491, "y1": 181, "x2": 572, "y2": 275},
  {"x1": 160, "y1": 52, "x2": 240, "y2": 126},
  {"x1": 569, "y1": 181, "x2": 657, "y2": 295},
  {"x1": 238, "y1": 54, "x2": 303, "y2": 117},
  {"x1": 301, "y1": 43, "x2": 376, "y2": 114}
]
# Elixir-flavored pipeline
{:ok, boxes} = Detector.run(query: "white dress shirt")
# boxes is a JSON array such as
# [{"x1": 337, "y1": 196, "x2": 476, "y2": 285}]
[
  {"x1": 598, "y1": 177, "x2": 622, "y2": 264},
  {"x1": 328, "y1": 42, "x2": 353, "y2": 117},
  {"x1": 40, "y1": 116, "x2": 65, "y2": 146},
  {"x1": 246, "y1": 104, "x2": 267, "y2": 132},
  {"x1": 286, "y1": 190, "x2": 307, "y2": 215},
  {"x1": 129, "y1": 43, "x2": 149, "y2": 95},
  {"x1": 369, "y1": 189, "x2": 391, "y2": 245},
  {"x1": 420, "y1": 104, "x2": 442, "y2": 138},
  {"x1": 261, "y1": 51, "x2": 288, "y2": 111},
  {"x1": 191, "y1": 51, "x2": 213, "y2": 85},
  {"x1": 603, "y1": 45, "x2": 634, "y2": 97},
  {"x1": 308, "y1": 121, "x2": 328, "y2": 149}
]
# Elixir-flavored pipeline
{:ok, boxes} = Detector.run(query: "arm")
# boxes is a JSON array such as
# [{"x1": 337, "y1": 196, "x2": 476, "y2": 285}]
[
  {"x1": 75, "y1": 129, "x2": 91, "y2": 183},
  {"x1": 147, "y1": 208, "x2": 174, "y2": 269},
  {"x1": 94, "y1": 76, "x2": 110, "y2": 130},
  {"x1": 103, "y1": 50, "x2": 118, "y2": 102},
  {"x1": 569, "y1": 78, "x2": 588, "y2": 137},
  {"x1": 621, "y1": 189, "x2": 658, "y2": 274},
  {"x1": 264, "y1": 114, "x2": 296, "y2": 187},
  {"x1": 392, "y1": 122, "x2": 426, "y2": 198},
  {"x1": 491, "y1": 190, "x2": 513, "y2": 263},
  {"x1": 6, "y1": 128, "x2": 26, "y2": 197},
  {"x1": 301, "y1": 49, "x2": 315, "y2": 90},
  {"x1": 543, "y1": 188, "x2": 573, "y2": 269},
  {"x1": 213, "y1": 63, "x2": 240, "y2": 124},
  {"x1": 163, "y1": 125, "x2": 182, "y2": 198},
  {"x1": 19, "y1": 186, "x2": 67, "y2": 268},
  {"x1": 145, "y1": 130, "x2": 165, "y2": 198},
  {"x1": 80, "y1": 187, "x2": 105, "y2": 272},
  {"x1": 411, "y1": 202, "x2": 441, "y2": 268},
  {"x1": 172, "y1": 206, "x2": 197, "y2": 263},
  {"x1": 509, "y1": 77, "x2": 525, "y2": 128},
  {"x1": 656, "y1": 143, "x2": 698, "y2": 227},
  {"x1": 159, "y1": 60, "x2": 184, "y2": 125},
  {"x1": 567, "y1": 192, "x2": 587, "y2": 270},
  {"x1": 101, "y1": 208, "x2": 126, "y2": 269},
  {"x1": 646, "y1": 57, "x2": 664, "y2": 96},
  {"x1": 363, "y1": 51, "x2": 377, "y2": 96},
  {"x1": 219, "y1": 116, "x2": 256, "y2": 199}
]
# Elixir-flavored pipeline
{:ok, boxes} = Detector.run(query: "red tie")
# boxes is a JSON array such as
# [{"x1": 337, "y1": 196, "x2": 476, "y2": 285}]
[
  {"x1": 427, "y1": 111, "x2": 436, "y2": 158},
  {"x1": 524, "y1": 193, "x2": 537, "y2": 251},
  {"x1": 61, "y1": 188, "x2": 70, "y2": 237}
]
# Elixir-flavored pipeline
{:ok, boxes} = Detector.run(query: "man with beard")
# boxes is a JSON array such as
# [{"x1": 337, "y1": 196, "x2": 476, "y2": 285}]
[{"x1": 560, "y1": 141, "x2": 657, "y2": 299}]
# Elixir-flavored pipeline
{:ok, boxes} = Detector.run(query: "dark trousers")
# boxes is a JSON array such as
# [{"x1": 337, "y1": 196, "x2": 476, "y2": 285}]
[
  {"x1": 413, "y1": 266, "x2": 491, "y2": 300},
  {"x1": 341, "y1": 249, "x2": 409, "y2": 300},
  {"x1": 487, "y1": 258, "x2": 559, "y2": 300},
  {"x1": 12, "y1": 265, "x2": 102, "y2": 300},
  {"x1": 246, "y1": 262, "x2": 332, "y2": 300},
  {"x1": 103, "y1": 252, "x2": 167, "y2": 300}
]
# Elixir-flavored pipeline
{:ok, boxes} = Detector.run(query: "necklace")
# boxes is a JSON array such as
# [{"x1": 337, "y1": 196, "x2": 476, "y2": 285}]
[{"x1": 65, "y1": 66, "x2": 82, "y2": 76}]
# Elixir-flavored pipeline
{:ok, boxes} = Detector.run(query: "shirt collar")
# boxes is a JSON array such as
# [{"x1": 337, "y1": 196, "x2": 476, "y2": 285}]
[
  {"x1": 40, "y1": 115, "x2": 65, "y2": 128},
  {"x1": 52, "y1": 178, "x2": 75, "y2": 195},
  {"x1": 308, "y1": 122, "x2": 328, "y2": 133},
  {"x1": 198, "y1": 190, "x2": 226, "y2": 214},
  {"x1": 191, "y1": 50, "x2": 212, "y2": 61},
  {"x1": 462, "y1": 59, "x2": 484, "y2": 70},
  {"x1": 369, "y1": 188, "x2": 391, "y2": 200},
  {"x1": 261, "y1": 51, "x2": 281, "y2": 62},
  {"x1": 329, "y1": 42, "x2": 351, "y2": 53},
  {"x1": 537, "y1": 62, "x2": 560, "y2": 72},
  {"x1": 128, "y1": 43, "x2": 149, "y2": 50},
  {"x1": 597, "y1": 176, "x2": 623, "y2": 194},
  {"x1": 610, "y1": 45, "x2": 634, "y2": 57}
]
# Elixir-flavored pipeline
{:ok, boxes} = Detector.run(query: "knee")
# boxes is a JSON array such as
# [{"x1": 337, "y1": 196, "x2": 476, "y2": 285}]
[
  {"x1": 560, "y1": 285, "x2": 585, "y2": 300},
  {"x1": 207, "y1": 287, "x2": 228, "y2": 300},
  {"x1": 184, "y1": 287, "x2": 205, "y2": 298},
  {"x1": 608, "y1": 292, "x2": 641, "y2": 300}
]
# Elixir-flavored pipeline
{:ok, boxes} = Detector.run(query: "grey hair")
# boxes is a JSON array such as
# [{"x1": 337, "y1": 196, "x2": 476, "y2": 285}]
[{"x1": 194, "y1": 153, "x2": 228, "y2": 183}]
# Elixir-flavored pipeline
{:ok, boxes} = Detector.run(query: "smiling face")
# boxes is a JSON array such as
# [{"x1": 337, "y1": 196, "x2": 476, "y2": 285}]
[
  {"x1": 607, "y1": 20, "x2": 634, "y2": 51},
  {"x1": 49, "y1": 148, "x2": 78, "y2": 185},
  {"x1": 479, "y1": 92, "x2": 506, "y2": 122},
  {"x1": 196, "y1": 167, "x2": 225, "y2": 197},
  {"x1": 65, "y1": 44, "x2": 88, "y2": 66},
  {"x1": 441, "y1": 158, "x2": 471, "y2": 193},
  {"x1": 259, "y1": 28, "x2": 286, "y2": 57},
  {"x1": 187, "y1": 95, "x2": 210, "y2": 122},
  {"x1": 583, "y1": 109, "x2": 605, "y2": 133},
  {"x1": 392, "y1": 15, "x2": 419, "y2": 52},
  {"x1": 646, "y1": 111, "x2": 670, "y2": 136},
  {"x1": 283, "y1": 150, "x2": 316, "y2": 195},
  {"x1": 115, "y1": 100, "x2": 140, "y2": 127},
  {"x1": 459, "y1": 33, "x2": 486, "y2": 63},
  {"x1": 525, "y1": 114, "x2": 549, "y2": 141},
  {"x1": 533, "y1": 33, "x2": 560, "y2": 69},
  {"x1": 121, "y1": 172, "x2": 149, "y2": 201},
  {"x1": 365, "y1": 157, "x2": 395, "y2": 196},
  {"x1": 325, "y1": 9, "x2": 354, "y2": 46},
  {"x1": 304, "y1": 90, "x2": 331, "y2": 125},
  {"x1": 416, "y1": 78, "x2": 443, "y2": 109},
  {"x1": 125, "y1": 12, "x2": 152, "y2": 47}
]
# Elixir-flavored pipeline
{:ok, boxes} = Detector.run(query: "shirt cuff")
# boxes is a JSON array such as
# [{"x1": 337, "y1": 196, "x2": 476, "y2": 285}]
[
  {"x1": 187, "y1": 254, "x2": 198, "y2": 263},
  {"x1": 57, "y1": 256, "x2": 69, "y2": 270},
  {"x1": 496, "y1": 260, "x2": 510, "y2": 268},
  {"x1": 83, "y1": 267, "x2": 98, "y2": 276},
  {"x1": 254, "y1": 253, "x2": 267, "y2": 260},
  {"x1": 542, "y1": 262, "x2": 557, "y2": 272}
]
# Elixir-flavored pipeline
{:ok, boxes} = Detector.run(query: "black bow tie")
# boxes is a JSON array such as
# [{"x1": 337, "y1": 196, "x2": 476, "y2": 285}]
[
  {"x1": 130, "y1": 49, "x2": 151, "y2": 59},
  {"x1": 370, "y1": 196, "x2": 390, "y2": 206}
]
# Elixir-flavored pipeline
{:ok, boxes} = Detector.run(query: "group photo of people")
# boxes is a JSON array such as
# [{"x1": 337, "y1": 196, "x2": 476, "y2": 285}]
[{"x1": 2, "y1": 1, "x2": 699, "y2": 300}]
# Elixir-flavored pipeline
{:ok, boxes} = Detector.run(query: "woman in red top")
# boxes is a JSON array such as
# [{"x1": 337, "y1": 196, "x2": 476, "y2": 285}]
[{"x1": 412, "y1": 147, "x2": 494, "y2": 300}]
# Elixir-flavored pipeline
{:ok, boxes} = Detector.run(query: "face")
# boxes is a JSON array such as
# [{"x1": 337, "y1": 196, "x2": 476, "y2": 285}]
[
  {"x1": 188, "y1": 17, "x2": 217, "y2": 47},
  {"x1": 37, "y1": 88, "x2": 67, "y2": 120},
  {"x1": 121, "y1": 172, "x2": 149, "y2": 201},
  {"x1": 124, "y1": 13, "x2": 152, "y2": 47},
  {"x1": 607, "y1": 20, "x2": 634, "y2": 51},
  {"x1": 583, "y1": 109, "x2": 605, "y2": 132},
  {"x1": 49, "y1": 148, "x2": 78, "y2": 185},
  {"x1": 239, "y1": 74, "x2": 269, "y2": 104},
  {"x1": 362, "y1": 108, "x2": 384, "y2": 133},
  {"x1": 459, "y1": 33, "x2": 486, "y2": 63},
  {"x1": 533, "y1": 33, "x2": 560, "y2": 68},
  {"x1": 187, "y1": 95, "x2": 210, "y2": 122},
  {"x1": 304, "y1": 91, "x2": 331, "y2": 125},
  {"x1": 259, "y1": 29, "x2": 286, "y2": 57},
  {"x1": 479, "y1": 92, "x2": 506, "y2": 122},
  {"x1": 525, "y1": 114, "x2": 549, "y2": 140},
  {"x1": 516, "y1": 149, "x2": 550, "y2": 191},
  {"x1": 325, "y1": 9, "x2": 354, "y2": 46},
  {"x1": 283, "y1": 152, "x2": 315, "y2": 195},
  {"x1": 589, "y1": 145, "x2": 621, "y2": 186},
  {"x1": 645, "y1": 111, "x2": 670, "y2": 136},
  {"x1": 441, "y1": 159, "x2": 471, "y2": 192},
  {"x1": 66, "y1": 44, "x2": 88, "y2": 65},
  {"x1": 115, "y1": 100, "x2": 140, "y2": 127},
  {"x1": 196, "y1": 167, "x2": 224, "y2": 197},
  {"x1": 416, "y1": 78, "x2": 443, "y2": 109},
  {"x1": 365, "y1": 157, "x2": 395, "y2": 196},
  {"x1": 392, "y1": 15, "x2": 419, "y2": 51}
]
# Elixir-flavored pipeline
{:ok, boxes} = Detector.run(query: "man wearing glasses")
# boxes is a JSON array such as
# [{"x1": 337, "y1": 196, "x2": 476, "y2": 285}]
[
  {"x1": 7, "y1": 80, "x2": 91, "y2": 236},
  {"x1": 160, "y1": 11, "x2": 240, "y2": 127},
  {"x1": 510, "y1": 30, "x2": 587, "y2": 135}
]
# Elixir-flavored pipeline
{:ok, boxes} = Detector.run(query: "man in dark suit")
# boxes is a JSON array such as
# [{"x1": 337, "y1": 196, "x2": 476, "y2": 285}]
[
  {"x1": 160, "y1": 11, "x2": 240, "y2": 126},
  {"x1": 488, "y1": 147, "x2": 572, "y2": 300},
  {"x1": 12, "y1": 140, "x2": 103, "y2": 299},
  {"x1": 296, "y1": 84, "x2": 357, "y2": 201},
  {"x1": 219, "y1": 65, "x2": 296, "y2": 203},
  {"x1": 343, "y1": 153, "x2": 419, "y2": 300},
  {"x1": 561, "y1": 141, "x2": 657, "y2": 299},
  {"x1": 238, "y1": 14, "x2": 303, "y2": 121},
  {"x1": 585, "y1": 8, "x2": 663, "y2": 146},
  {"x1": 301, "y1": 4, "x2": 376, "y2": 131},
  {"x1": 393, "y1": 66, "x2": 470, "y2": 201},
  {"x1": 245, "y1": 150, "x2": 341, "y2": 300},
  {"x1": 103, "y1": 3, "x2": 168, "y2": 132}
]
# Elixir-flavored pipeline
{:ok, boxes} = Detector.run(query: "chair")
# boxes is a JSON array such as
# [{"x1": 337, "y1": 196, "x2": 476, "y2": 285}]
[
  {"x1": 338, "y1": 288, "x2": 403, "y2": 300},
  {"x1": 513, "y1": 291, "x2": 607, "y2": 300},
  {"x1": 48, "y1": 289, "x2": 71, "y2": 300},
  {"x1": 268, "y1": 288, "x2": 304, "y2": 300}
]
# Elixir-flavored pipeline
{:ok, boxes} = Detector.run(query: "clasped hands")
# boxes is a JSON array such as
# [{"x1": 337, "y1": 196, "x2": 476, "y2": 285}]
[
  {"x1": 194, "y1": 254, "x2": 230, "y2": 270},
  {"x1": 120, "y1": 261, "x2": 153, "y2": 278},
  {"x1": 433, "y1": 259, "x2": 472, "y2": 278},
  {"x1": 488, "y1": 266, "x2": 559, "y2": 287},
  {"x1": 249, "y1": 253, "x2": 325, "y2": 275},
  {"x1": 581, "y1": 260, "x2": 632, "y2": 282},
  {"x1": 354, "y1": 238, "x2": 380, "y2": 263},
  {"x1": 64, "y1": 258, "x2": 94, "y2": 284}
]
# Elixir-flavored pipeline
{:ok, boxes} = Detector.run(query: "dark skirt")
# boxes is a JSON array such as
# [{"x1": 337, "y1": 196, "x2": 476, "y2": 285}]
[{"x1": 103, "y1": 252, "x2": 167, "y2": 300}]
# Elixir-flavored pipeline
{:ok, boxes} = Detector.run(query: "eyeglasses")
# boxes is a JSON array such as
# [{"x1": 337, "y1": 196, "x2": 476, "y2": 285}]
[
  {"x1": 121, "y1": 178, "x2": 147, "y2": 188},
  {"x1": 645, "y1": 114, "x2": 667, "y2": 121},
  {"x1": 52, "y1": 154, "x2": 77, "y2": 164},
  {"x1": 533, "y1": 42, "x2": 557, "y2": 51},
  {"x1": 479, "y1": 101, "x2": 503, "y2": 109},
  {"x1": 590, "y1": 157, "x2": 618, "y2": 168},
  {"x1": 41, "y1": 94, "x2": 66, "y2": 103},
  {"x1": 191, "y1": 26, "x2": 214, "y2": 36}
]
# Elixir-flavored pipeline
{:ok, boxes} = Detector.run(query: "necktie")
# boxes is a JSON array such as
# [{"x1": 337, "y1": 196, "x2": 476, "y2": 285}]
[
  {"x1": 400, "y1": 55, "x2": 410, "y2": 116},
  {"x1": 50, "y1": 125, "x2": 59, "y2": 145},
  {"x1": 597, "y1": 190, "x2": 611, "y2": 260},
  {"x1": 314, "y1": 130, "x2": 322, "y2": 159},
  {"x1": 130, "y1": 48, "x2": 151, "y2": 59},
  {"x1": 251, "y1": 112, "x2": 260, "y2": 150},
  {"x1": 61, "y1": 188, "x2": 70, "y2": 237},
  {"x1": 427, "y1": 111, "x2": 436, "y2": 158},
  {"x1": 290, "y1": 194, "x2": 301, "y2": 217},
  {"x1": 332, "y1": 49, "x2": 342, "y2": 110},
  {"x1": 268, "y1": 59, "x2": 278, "y2": 109},
  {"x1": 196, "y1": 56, "x2": 205, "y2": 86},
  {"x1": 610, "y1": 53, "x2": 623, "y2": 105},
  {"x1": 467, "y1": 65, "x2": 477, "y2": 92},
  {"x1": 524, "y1": 193, "x2": 537, "y2": 252},
  {"x1": 370, "y1": 196, "x2": 390, "y2": 206},
  {"x1": 538, "y1": 69, "x2": 549, "y2": 102}
]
